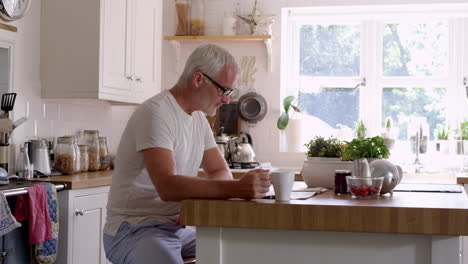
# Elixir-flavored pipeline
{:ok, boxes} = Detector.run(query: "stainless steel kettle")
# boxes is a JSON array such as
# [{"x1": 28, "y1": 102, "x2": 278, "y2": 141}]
[{"x1": 227, "y1": 132, "x2": 256, "y2": 163}]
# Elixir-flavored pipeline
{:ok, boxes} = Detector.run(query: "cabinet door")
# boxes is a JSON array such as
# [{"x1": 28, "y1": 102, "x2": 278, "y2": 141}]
[
  {"x1": 101, "y1": 0, "x2": 133, "y2": 96},
  {"x1": 72, "y1": 193, "x2": 108, "y2": 264},
  {"x1": 132, "y1": 0, "x2": 162, "y2": 102}
]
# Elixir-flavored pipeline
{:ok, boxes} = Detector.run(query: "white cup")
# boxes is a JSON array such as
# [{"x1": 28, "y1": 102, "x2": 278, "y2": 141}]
[{"x1": 270, "y1": 171, "x2": 295, "y2": 201}]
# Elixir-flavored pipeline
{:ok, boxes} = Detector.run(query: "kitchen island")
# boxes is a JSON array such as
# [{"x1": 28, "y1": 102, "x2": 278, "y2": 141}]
[{"x1": 181, "y1": 187, "x2": 468, "y2": 264}]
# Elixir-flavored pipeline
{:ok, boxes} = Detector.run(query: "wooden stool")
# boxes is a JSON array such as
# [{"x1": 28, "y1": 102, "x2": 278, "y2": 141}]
[{"x1": 183, "y1": 257, "x2": 196, "y2": 264}]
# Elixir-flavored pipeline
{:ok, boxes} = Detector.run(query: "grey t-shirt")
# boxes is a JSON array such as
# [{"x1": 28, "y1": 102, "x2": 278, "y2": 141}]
[{"x1": 103, "y1": 90, "x2": 217, "y2": 236}]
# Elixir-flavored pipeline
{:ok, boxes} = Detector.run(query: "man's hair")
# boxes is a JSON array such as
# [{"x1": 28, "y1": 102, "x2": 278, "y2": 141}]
[{"x1": 179, "y1": 44, "x2": 239, "y2": 84}]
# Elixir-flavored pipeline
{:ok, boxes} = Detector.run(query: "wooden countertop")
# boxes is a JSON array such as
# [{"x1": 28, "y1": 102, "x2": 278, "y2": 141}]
[
  {"x1": 30, "y1": 170, "x2": 113, "y2": 190},
  {"x1": 457, "y1": 175, "x2": 468, "y2": 184},
  {"x1": 180, "y1": 188, "x2": 468, "y2": 236}
]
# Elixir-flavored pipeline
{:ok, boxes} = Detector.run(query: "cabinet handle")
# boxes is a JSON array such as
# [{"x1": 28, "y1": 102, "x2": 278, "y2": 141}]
[
  {"x1": 75, "y1": 209, "x2": 84, "y2": 216},
  {"x1": 126, "y1": 75, "x2": 135, "y2": 81},
  {"x1": 136, "y1": 76, "x2": 142, "y2": 83}
]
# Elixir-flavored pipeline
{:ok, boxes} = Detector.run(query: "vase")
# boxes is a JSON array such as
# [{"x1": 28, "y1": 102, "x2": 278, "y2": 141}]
[{"x1": 301, "y1": 157, "x2": 354, "y2": 188}]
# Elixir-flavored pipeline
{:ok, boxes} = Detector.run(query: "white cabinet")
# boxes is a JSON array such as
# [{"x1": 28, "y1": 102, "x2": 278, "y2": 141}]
[
  {"x1": 58, "y1": 186, "x2": 110, "y2": 264},
  {"x1": 41, "y1": 0, "x2": 162, "y2": 104}
]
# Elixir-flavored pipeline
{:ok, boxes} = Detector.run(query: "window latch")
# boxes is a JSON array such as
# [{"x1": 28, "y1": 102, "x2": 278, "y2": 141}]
[{"x1": 352, "y1": 77, "x2": 366, "y2": 94}]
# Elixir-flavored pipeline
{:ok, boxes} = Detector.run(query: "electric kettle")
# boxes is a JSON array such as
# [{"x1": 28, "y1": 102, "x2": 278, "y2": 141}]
[{"x1": 30, "y1": 139, "x2": 51, "y2": 176}]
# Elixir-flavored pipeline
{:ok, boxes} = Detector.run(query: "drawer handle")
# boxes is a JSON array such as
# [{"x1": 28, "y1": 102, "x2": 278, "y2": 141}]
[{"x1": 75, "y1": 209, "x2": 84, "y2": 216}]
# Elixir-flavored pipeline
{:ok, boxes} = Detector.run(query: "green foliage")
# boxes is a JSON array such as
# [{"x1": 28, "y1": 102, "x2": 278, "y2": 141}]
[
  {"x1": 277, "y1": 96, "x2": 300, "y2": 130},
  {"x1": 385, "y1": 117, "x2": 392, "y2": 130},
  {"x1": 342, "y1": 136, "x2": 390, "y2": 161},
  {"x1": 354, "y1": 120, "x2": 367, "y2": 139},
  {"x1": 435, "y1": 124, "x2": 450, "y2": 140},
  {"x1": 461, "y1": 121, "x2": 468, "y2": 140},
  {"x1": 300, "y1": 25, "x2": 360, "y2": 76},
  {"x1": 304, "y1": 136, "x2": 345, "y2": 158}
]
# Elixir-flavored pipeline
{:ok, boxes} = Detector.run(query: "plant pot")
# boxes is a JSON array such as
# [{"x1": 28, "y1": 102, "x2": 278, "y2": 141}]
[
  {"x1": 435, "y1": 139, "x2": 450, "y2": 154},
  {"x1": 301, "y1": 157, "x2": 354, "y2": 188},
  {"x1": 456, "y1": 140, "x2": 468, "y2": 155}
]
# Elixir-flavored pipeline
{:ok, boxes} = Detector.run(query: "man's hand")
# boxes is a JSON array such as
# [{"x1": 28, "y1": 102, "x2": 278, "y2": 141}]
[{"x1": 236, "y1": 169, "x2": 271, "y2": 199}]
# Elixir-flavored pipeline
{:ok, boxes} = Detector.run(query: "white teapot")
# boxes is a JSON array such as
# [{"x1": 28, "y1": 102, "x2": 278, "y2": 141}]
[{"x1": 354, "y1": 158, "x2": 403, "y2": 195}]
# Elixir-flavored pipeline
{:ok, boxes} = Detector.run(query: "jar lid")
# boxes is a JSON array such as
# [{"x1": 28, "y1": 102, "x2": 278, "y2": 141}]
[
  {"x1": 335, "y1": 170, "x2": 352, "y2": 175},
  {"x1": 84, "y1": 130, "x2": 99, "y2": 134},
  {"x1": 57, "y1": 136, "x2": 74, "y2": 144}
]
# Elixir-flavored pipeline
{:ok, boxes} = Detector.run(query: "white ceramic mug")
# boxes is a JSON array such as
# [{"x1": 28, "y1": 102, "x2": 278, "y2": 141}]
[{"x1": 270, "y1": 171, "x2": 295, "y2": 201}]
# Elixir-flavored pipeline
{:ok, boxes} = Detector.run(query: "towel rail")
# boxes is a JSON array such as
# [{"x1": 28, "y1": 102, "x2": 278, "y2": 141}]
[{"x1": 2, "y1": 183, "x2": 66, "y2": 197}]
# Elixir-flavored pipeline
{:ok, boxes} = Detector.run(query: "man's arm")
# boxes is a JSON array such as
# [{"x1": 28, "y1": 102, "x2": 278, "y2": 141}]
[
  {"x1": 143, "y1": 147, "x2": 270, "y2": 202},
  {"x1": 200, "y1": 147, "x2": 233, "y2": 180}
]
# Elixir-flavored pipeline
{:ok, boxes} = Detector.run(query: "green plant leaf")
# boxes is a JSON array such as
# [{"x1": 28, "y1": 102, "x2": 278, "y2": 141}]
[
  {"x1": 283, "y1": 96, "x2": 295, "y2": 113},
  {"x1": 461, "y1": 121, "x2": 468, "y2": 140},
  {"x1": 277, "y1": 112, "x2": 289, "y2": 130}
]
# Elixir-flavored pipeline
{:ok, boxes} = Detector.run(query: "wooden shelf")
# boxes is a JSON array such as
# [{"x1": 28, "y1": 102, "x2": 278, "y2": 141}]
[
  {"x1": 164, "y1": 35, "x2": 271, "y2": 41},
  {"x1": 165, "y1": 35, "x2": 273, "y2": 72},
  {"x1": 0, "y1": 22, "x2": 17, "y2": 33}
]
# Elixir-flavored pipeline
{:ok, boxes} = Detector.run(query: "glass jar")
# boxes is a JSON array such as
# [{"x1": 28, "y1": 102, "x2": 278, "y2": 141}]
[
  {"x1": 84, "y1": 130, "x2": 100, "y2": 171},
  {"x1": 175, "y1": 0, "x2": 190, "y2": 36},
  {"x1": 190, "y1": 0, "x2": 205, "y2": 35},
  {"x1": 54, "y1": 136, "x2": 76, "y2": 175},
  {"x1": 99, "y1": 137, "x2": 110, "y2": 171},
  {"x1": 79, "y1": 145, "x2": 89, "y2": 172},
  {"x1": 73, "y1": 137, "x2": 81, "y2": 173},
  {"x1": 334, "y1": 170, "x2": 351, "y2": 195},
  {"x1": 16, "y1": 143, "x2": 32, "y2": 180}
]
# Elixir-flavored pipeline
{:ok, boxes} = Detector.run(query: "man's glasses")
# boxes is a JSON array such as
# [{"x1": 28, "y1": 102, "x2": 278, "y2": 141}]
[{"x1": 201, "y1": 73, "x2": 235, "y2": 97}]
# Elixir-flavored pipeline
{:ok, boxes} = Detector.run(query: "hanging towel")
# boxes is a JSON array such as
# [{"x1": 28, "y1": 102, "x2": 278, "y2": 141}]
[
  {"x1": 26, "y1": 184, "x2": 52, "y2": 245},
  {"x1": 13, "y1": 194, "x2": 28, "y2": 222},
  {"x1": 0, "y1": 192, "x2": 21, "y2": 236},
  {"x1": 34, "y1": 183, "x2": 59, "y2": 264}
]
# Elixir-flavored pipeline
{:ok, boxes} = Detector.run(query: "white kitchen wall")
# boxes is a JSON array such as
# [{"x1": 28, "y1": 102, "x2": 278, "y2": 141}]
[
  {"x1": 1, "y1": 0, "x2": 465, "y2": 170},
  {"x1": 162, "y1": 0, "x2": 468, "y2": 168},
  {"x1": 0, "y1": 0, "x2": 136, "y2": 166}
]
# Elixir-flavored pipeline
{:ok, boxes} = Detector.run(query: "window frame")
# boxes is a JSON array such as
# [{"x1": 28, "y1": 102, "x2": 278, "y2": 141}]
[{"x1": 281, "y1": 4, "x2": 468, "y2": 153}]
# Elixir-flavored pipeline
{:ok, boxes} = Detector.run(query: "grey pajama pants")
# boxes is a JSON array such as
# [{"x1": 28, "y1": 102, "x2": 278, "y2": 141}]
[{"x1": 103, "y1": 219, "x2": 196, "y2": 264}]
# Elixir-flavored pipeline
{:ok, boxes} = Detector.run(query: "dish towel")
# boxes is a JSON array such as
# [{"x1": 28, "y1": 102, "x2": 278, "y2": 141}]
[
  {"x1": 0, "y1": 192, "x2": 21, "y2": 236},
  {"x1": 35, "y1": 183, "x2": 59, "y2": 264},
  {"x1": 13, "y1": 183, "x2": 59, "y2": 264},
  {"x1": 23, "y1": 184, "x2": 52, "y2": 244}
]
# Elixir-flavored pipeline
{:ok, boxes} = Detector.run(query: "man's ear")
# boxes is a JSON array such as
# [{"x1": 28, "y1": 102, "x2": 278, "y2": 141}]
[{"x1": 192, "y1": 72, "x2": 203, "y2": 89}]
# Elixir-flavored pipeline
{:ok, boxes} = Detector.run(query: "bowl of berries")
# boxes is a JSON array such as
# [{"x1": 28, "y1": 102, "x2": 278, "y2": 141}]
[{"x1": 346, "y1": 176, "x2": 384, "y2": 199}]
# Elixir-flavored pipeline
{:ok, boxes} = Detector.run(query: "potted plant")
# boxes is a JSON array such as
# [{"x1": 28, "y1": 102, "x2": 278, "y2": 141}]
[
  {"x1": 342, "y1": 136, "x2": 390, "y2": 177},
  {"x1": 434, "y1": 123, "x2": 450, "y2": 154},
  {"x1": 301, "y1": 136, "x2": 354, "y2": 188},
  {"x1": 342, "y1": 136, "x2": 390, "y2": 161},
  {"x1": 381, "y1": 117, "x2": 397, "y2": 150},
  {"x1": 456, "y1": 121, "x2": 468, "y2": 155},
  {"x1": 354, "y1": 120, "x2": 367, "y2": 139},
  {"x1": 277, "y1": 96, "x2": 302, "y2": 152},
  {"x1": 277, "y1": 96, "x2": 300, "y2": 130}
]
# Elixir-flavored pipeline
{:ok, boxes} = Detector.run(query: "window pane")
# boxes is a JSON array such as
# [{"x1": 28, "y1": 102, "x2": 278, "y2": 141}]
[
  {"x1": 299, "y1": 88, "x2": 359, "y2": 134},
  {"x1": 300, "y1": 24, "x2": 361, "y2": 77},
  {"x1": 382, "y1": 87, "x2": 447, "y2": 141},
  {"x1": 382, "y1": 21, "x2": 449, "y2": 77}
]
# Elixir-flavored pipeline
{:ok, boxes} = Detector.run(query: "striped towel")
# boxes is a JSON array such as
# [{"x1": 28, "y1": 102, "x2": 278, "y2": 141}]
[
  {"x1": 0, "y1": 192, "x2": 21, "y2": 236},
  {"x1": 34, "y1": 183, "x2": 59, "y2": 264}
]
